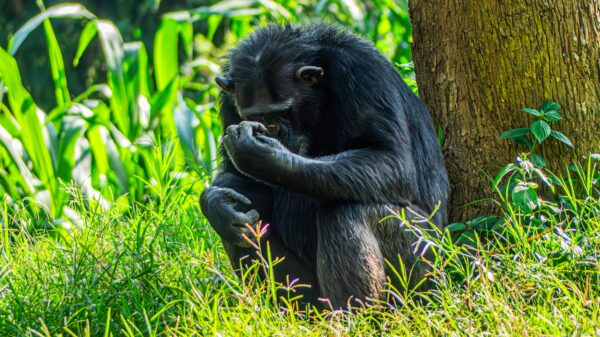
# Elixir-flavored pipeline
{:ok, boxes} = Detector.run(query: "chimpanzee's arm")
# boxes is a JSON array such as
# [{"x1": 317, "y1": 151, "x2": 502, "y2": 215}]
[
  {"x1": 200, "y1": 90, "x2": 275, "y2": 248},
  {"x1": 223, "y1": 121, "x2": 418, "y2": 205},
  {"x1": 200, "y1": 146, "x2": 274, "y2": 249},
  {"x1": 209, "y1": 171, "x2": 273, "y2": 217},
  {"x1": 289, "y1": 149, "x2": 417, "y2": 204},
  {"x1": 201, "y1": 156, "x2": 320, "y2": 302}
]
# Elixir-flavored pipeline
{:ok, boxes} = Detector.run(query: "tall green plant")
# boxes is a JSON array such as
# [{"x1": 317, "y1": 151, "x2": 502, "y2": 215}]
[{"x1": 0, "y1": 4, "x2": 215, "y2": 229}]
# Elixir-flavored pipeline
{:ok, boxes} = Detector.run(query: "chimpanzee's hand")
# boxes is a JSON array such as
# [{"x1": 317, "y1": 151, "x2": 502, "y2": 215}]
[
  {"x1": 223, "y1": 121, "x2": 289, "y2": 179},
  {"x1": 200, "y1": 186, "x2": 260, "y2": 248}
]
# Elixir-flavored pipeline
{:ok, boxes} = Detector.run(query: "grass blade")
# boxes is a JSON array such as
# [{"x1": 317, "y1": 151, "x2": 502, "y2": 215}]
[
  {"x1": 8, "y1": 3, "x2": 95, "y2": 55},
  {"x1": 42, "y1": 14, "x2": 70, "y2": 106},
  {"x1": 94, "y1": 20, "x2": 130, "y2": 137}
]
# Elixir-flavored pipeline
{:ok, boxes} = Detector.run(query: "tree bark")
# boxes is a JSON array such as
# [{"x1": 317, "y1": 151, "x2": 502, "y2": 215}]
[{"x1": 409, "y1": 0, "x2": 600, "y2": 221}]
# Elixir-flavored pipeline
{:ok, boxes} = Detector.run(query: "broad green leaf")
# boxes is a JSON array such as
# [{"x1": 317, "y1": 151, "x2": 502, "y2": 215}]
[
  {"x1": 550, "y1": 130, "x2": 573, "y2": 148},
  {"x1": 530, "y1": 154, "x2": 546, "y2": 168},
  {"x1": 87, "y1": 125, "x2": 109, "y2": 175},
  {"x1": 511, "y1": 183, "x2": 538, "y2": 212},
  {"x1": 340, "y1": 0, "x2": 365, "y2": 20},
  {"x1": 123, "y1": 41, "x2": 151, "y2": 136},
  {"x1": 0, "y1": 124, "x2": 36, "y2": 193},
  {"x1": 542, "y1": 110, "x2": 562, "y2": 122},
  {"x1": 192, "y1": 0, "x2": 264, "y2": 18},
  {"x1": 0, "y1": 168, "x2": 22, "y2": 199},
  {"x1": 89, "y1": 103, "x2": 127, "y2": 192},
  {"x1": 530, "y1": 120, "x2": 551, "y2": 143},
  {"x1": 0, "y1": 47, "x2": 57, "y2": 212},
  {"x1": 455, "y1": 231, "x2": 476, "y2": 246},
  {"x1": 151, "y1": 79, "x2": 178, "y2": 120},
  {"x1": 205, "y1": 15, "x2": 223, "y2": 41},
  {"x1": 445, "y1": 223, "x2": 466, "y2": 232},
  {"x1": 493, "y1": 163, "x2": 518, "y2": 190},
  {"x1": 178, "y1": 16, "x2": 194, "y2": 59},
  {"x1": 521, "y1": 107, "x2": 540, "y2": 116},
  {"x1": 0, "y1": 102, "x2": 20, "y2": 137},
  {"x1": 109, "y1": 124, "x2": 134, "y2": 151},
  {"x1": 315, "y1": 0, "x2": 329, "y2": 15},
  {"x1": 8, "y1": 3, "x2": 95, "y2": 55},
  {"x1": 195, "y1": 102, "x2": 218, "y2": 176},
  {"x1": 93, "y1": 20, "x2": 130, "y2": 136},
  {"x1": 154, "y1": 13, "x2": 191, "y2": 91},
  {"x1": 174, "y1": 92, "x2": 199, "y2": 158},
  {"x1": 258, "y1": 0, "x2": 292, "y2": 19},
  {"x1": 73, "y1": 21, "x2": 98, "y2": 66},
  {"x1": 56, "y1": 116, "x2": 86, "y2": 183},
  {"x1": 539, "y1": 100, "x2": 560, "y2": 112},
  {"x1": 467, "y1": 216, "x2": 500, "y2": 231},
  {"x1": 103, "y1": 125, "x2": 129, "y2": 192},
  {"x1": 513, "y1": 135, "x2": 533, "y2": 148},
  {"x1": 69, "y1": 137, "x2": 109, "y2": 212},
  {"x1": 498, "y1": 128, "x2": 529, "y2": 140},
  {"x1": 73, "y1": 84, "x2": 111, "y2": 103},
  {"x1": 123, "y1": 42, "x2": 150, "y2": 98},
  {"x1": 153, "y1": 14, "x2": 193, "y2": 140},
  {"x1": 150, "y1": 77, "x2": 179, "y2": 138}
]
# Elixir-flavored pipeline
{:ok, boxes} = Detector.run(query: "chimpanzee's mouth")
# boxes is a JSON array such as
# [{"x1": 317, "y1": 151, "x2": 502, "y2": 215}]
[
  {"x1": 246, "y1": 116, "x2": 286, "y2": 138},
  {"x1": 264, "y1": 123, "x2": 280, "y2": 137}
]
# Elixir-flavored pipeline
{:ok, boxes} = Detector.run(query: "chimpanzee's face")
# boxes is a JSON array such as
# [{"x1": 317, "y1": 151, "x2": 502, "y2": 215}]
[
  {"x1": 216, "y1": 53, "x2": 323, "y2": 151},
  {"x1": 229, "y1": 65, "x2": 296, "y2": 138}
]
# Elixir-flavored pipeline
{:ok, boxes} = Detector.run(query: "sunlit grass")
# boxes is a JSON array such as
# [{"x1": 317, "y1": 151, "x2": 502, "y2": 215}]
[{"x1": 1, "y1": 158, "x2": 598, "y2": 336}]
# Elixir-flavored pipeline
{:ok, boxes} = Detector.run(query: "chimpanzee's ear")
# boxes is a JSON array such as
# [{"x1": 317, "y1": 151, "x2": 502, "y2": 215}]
[
  {"x1": 215, "y1": 76, "x2": 235, "y2": 92},
  {"x1": 295, "y1": 66, "x2": 324, "y2": 85}
]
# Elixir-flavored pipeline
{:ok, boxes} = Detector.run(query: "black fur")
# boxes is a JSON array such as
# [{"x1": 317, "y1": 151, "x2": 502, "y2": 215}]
[{"x1": 200, "y1": 22, "x2": 449, "y2": 309}]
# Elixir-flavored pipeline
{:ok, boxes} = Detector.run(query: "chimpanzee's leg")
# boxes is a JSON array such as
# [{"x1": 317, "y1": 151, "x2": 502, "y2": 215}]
[
  {"x1": 316, "y1": 203, "x2": 386, "y2": 309},
  {"x1": 265, "y1": 189, "x2": 321, "y2": 307},
  {"x1": 206, "y1": 173, "x2": 320, "y2": 306},
  {"x1": 316, "y1": 203, "x2": 436, "y2": 309},
  {"x1": 223, "y1": 234, "x2": 321, "y2": 307},
  {"x1": 226, "y1": 189, "x2": 320, "y2": 306},
  {"x1": 373, "y1": 205, "x2": 438, "y2": 295}
]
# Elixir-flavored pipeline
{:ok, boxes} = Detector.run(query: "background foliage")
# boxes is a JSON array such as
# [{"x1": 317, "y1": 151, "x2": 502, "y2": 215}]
[{"x1": 0, "y1": 0, "x2": 412, "y2": 228}]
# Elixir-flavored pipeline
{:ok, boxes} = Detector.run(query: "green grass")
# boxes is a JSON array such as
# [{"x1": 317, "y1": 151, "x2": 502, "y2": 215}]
[{"x1": 1, "y1": 158, "x2": 599, "y2": 336}]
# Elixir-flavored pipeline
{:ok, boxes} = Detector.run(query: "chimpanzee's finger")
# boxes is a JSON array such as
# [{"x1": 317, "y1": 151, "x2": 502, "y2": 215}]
[
  {"x1": 230, "y1": 209, "x2": 251, "y2": 226},
  {"x1": 245, "y1": 209, "x2": 260, "y2": 224},
  {"x1": 239, "y1": 121, "x2": 268, "y2": 134},
  {"x1": 238, "y1": 122, "x2": 254, "y2": 141},
  {"x1": 254, "y1": 134, "x2": 277, "y2": 146},
  {"x1": 225, "y1": 124, "x2": 240, "y2": 139},
  {"x1": 254, "y1": 135, "x2": 286, "y2": 151},
  {"x1": 223, "y1": 188, "x2": 252, "y2": 205},
  {"x1": 222, "y1": 135, "x2": 232, "y2": 151}
]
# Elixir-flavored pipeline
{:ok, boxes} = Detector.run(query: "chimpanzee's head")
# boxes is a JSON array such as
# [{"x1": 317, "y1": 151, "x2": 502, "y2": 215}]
[{"x1": 216, "y1": 25, "x2": 324, "y2": 147}]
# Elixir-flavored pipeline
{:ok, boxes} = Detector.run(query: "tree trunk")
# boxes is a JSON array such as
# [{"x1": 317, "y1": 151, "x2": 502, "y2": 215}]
[{"x1": 409, "y1": 0, "x2": 600, "y2": 222}]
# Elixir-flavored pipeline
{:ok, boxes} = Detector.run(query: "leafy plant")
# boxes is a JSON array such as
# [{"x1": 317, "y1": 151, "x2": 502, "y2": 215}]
[
  {"x1": 498, "y1": 99, "x2": 573, "y2": 168},
  {"x1": 0, "y1": 3, "x2": 217, "y2": 230},
  {"x1": 447, "y1": 101, "x2": 594, "y2": 252}
]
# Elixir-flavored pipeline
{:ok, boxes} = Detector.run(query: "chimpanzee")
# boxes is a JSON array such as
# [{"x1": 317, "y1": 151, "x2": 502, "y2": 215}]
[{"x1": 200, "y1": 22, "x2": 449, "y2": 309}]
